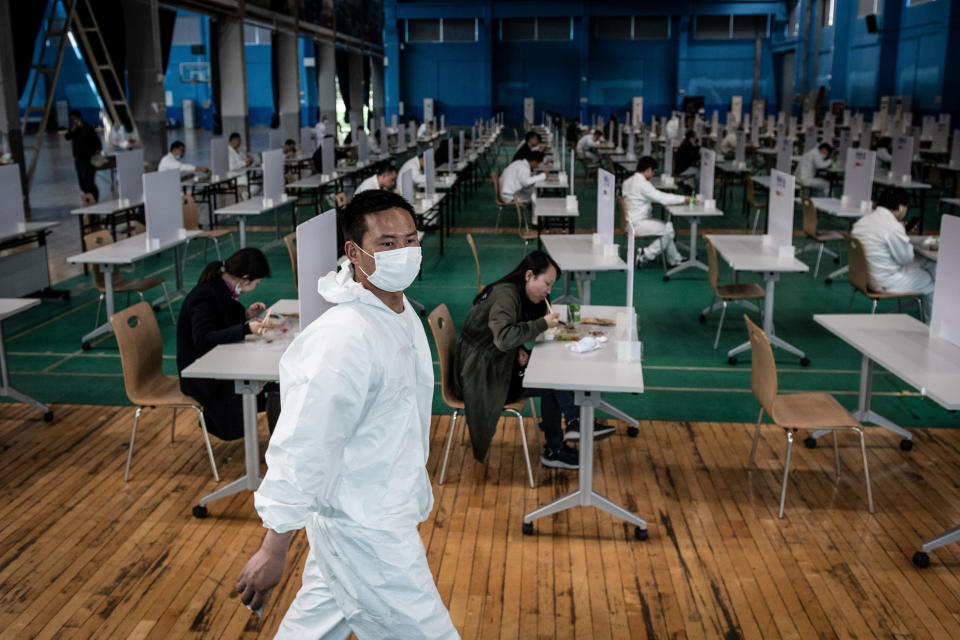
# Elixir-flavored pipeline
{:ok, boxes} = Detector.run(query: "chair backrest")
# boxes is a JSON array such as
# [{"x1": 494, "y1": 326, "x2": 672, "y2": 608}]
[
  {"x1": 617, "y1": 194, "x2": 629, "y2": 232},
  {"x1": 706, "y1": 237, "x2": 720, "y2": 292},
  {"x1": 182, "y1": 192, "x2": 200, "y2": 231},
  {"x1": 800, "y1": 196, "x2": 819, "y2": 238},
  {"x1": 492, "y1": 171, "x2": 508, "y2": 206},
  {"x1": 427, "y1": 304, "x2": 460, "y2": 406},
  {"x1": 745, "y1": 175, "x2": 756, "y2": 204},
  {"x1": 465, "y1": 233, "x2": 482, "y2": 292},
  {"x1": 514, "y1": 199, "x2": 529, "y2": 234},
  {"x1": 845, "y1": 234, "x2": 871, "y2": 295},
  {"x1": 744, "y1": 314, "x2": 779, "y2": 417},
  {"x1": 83, "y1": 229, "x2": 115, "y2": 289},
  {"x1": 284, "y1": 232, "x2": 298, "y2": 290},
  {"x1": 81, "y1": 192, "x2": 96, "y2": 207},
  {"x1": 109, "y1": 302, "x2": 166, "y2": 406}
]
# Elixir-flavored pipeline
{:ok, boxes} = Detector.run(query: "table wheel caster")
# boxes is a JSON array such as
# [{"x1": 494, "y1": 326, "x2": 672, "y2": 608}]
[
  {"x1": 900, "y1": 439, "x2": 914, "y2": 451},
  {"x1": 799, "y1": 357, "x2": 810, "y2": 367},
  {"x1": 82, "y1": 342, "x2": 92, "y2": 351},
  {"x1": 192, "y1": 505, "x2": 208, "y2": 519},
  {"x1": 912, "y1": 551, "x2": 930, "y2": 568},
  {"x1": 698, "y1": 314, "x2": 707, "y2": 324},
  {"x1": 824, "y1": 278, "x2": 832, "y2": 285},
  {"x1": 635, "y1": 527, "x2": 648, "y2": 541},
  {"x1": 728, "y1": 356, "x2": 738, "y2": 365},
  {"x1": 627, "y1": 426, "x2": 639, "y2": 438},
  {"x1": 43, "y1": 411, "x2": 54, "y2": 423},
  {"x1": 804, "y1": 436, "x2": 818, "y2": 449},
  {"x1": 522, "y1": 522, "x2": 534, "y2": 535},
  {"x1": 662, "y1": 275, "x2": 670, "y2": 282}
]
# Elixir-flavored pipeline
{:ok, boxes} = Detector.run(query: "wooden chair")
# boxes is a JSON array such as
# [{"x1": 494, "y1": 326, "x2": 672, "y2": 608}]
[
  {"x1": 181, "y1": 192, "x2": 234, "y2": 271},
  {"x1": 110, "y1": 302, "x2": 219, "y2": 482},
  {"x1": 845, "y1": 235, "x2": 924, "y2": 321},
  {"x1": 284, "y1": 232, "x2": 298, "y2": 290},
  {"x1": 465, "y1": 233, "x2": 483, "y2": 292},
  {"x1": 699, "y1": 238, "x2": 765, "y2": 348},
  {"x1": 427, "y1": 304, "x2": 538, "y2": 488},
  {"x1": 797, "y1": 196, "x2": 843, "y2": 277},
  {"x1": 744, "y1": 175, "x2": 767, "y2": 233},
  {"x1": 744, "y1": 315, "x2": 873, "y2": 519},
  {"x1": 617, "y1": 195, "x2": 668, "y2": 277},
  {"x1": 83, "y1": 230, "x2": 174, "y2": 329},
  {"x1": 491, "y1": 171, "x2": 511, "y2": 228},
  {"x1": 514, "y1": 200, "x2": 538, "y2": 253}
]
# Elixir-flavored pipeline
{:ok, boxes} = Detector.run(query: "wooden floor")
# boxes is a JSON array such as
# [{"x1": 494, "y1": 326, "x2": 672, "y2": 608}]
[{"x1": 3, "y1": 403, "x2": 960, "y2": 639}]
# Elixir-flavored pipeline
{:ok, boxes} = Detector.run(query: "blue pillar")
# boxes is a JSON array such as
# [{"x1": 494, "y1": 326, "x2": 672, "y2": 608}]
[
  {"x1": 578, "y1": 13, "x2": 590, "y2": 122},
  {"x1": 829, "y1": 0, "x2": 851, "y2": 103},
  {"x1": 479, "y1": 2, "x2": 493, "y2": 119},
  {"x1": 876, "y1": 0, "x2": 902, "y2": 99},
  {"x1": 383, "y1": 0, "x2": 401, "y2": 120}
]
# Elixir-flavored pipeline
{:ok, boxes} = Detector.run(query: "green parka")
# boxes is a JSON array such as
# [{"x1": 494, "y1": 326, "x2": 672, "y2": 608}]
[{"x1": 452, "y1": 282, "x2": 548, "y2": 461}]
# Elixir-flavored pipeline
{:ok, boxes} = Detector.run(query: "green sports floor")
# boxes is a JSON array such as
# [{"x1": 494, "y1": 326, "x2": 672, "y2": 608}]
[{"x1": 3, "y1": 156, "x2": 957, "y2": 430}]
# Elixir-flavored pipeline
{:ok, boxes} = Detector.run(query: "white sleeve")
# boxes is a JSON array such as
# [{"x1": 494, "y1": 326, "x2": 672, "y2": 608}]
[
  {"x1": 254, "y1": 328, "x2": 373, "y2": 533},
  {"x1": 885, "y1": 225, "x2": 915, "y2": 265},
  {"x1": 641, "y1": 179, "x2": 686, "y2": 206}
]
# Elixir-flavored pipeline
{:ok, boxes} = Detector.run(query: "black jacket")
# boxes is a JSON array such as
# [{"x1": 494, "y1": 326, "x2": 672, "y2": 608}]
[
  {"x1": 176, "y1": 277, "x2": 251, "y2": 440},
  {"x1": 64, "y1": 122, "x2": 101, "y2": 161},
  {"x1": 676, "y1": 140, "x2": 700, "y2": 175}
]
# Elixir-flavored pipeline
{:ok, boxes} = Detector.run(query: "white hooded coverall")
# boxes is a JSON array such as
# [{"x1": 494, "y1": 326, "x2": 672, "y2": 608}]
[
  {"x1": 254, "y1": 263, "x2": 459, "y2": 639},
  {"x1": 400, "y1": 156, "x2": 426, "y2": 188},
  {"x1": 851, "y1": 206, "x2": 936, "y2": 320},
  {"x1": 576, "y1": 134, "x2": 600, "y2": 163},
  {"x1": 228, "y1": 145, "x2": 249, "y2": 186},
  {"x1": 158, "y1": 152, "x2": 196, "y2": 174},
  {"x1": 499, "y1": 158, "x2": 545, "y2": 204},
  {"x1": 622, "y1": 172, "x2": 686, "y2": 264},
  {"x1": 795, "y1": 147, "x2": 831, "y2": 196}
]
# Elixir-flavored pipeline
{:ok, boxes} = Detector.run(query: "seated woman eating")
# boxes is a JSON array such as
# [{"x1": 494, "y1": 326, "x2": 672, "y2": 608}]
[{"x1": 454, "y1": 250, "x2": 615, "y2": 470}]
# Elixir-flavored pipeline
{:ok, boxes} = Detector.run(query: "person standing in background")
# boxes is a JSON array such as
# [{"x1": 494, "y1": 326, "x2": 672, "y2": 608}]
[{"x1": 64, "y1": 110, "x2": 102, "y2": 202}]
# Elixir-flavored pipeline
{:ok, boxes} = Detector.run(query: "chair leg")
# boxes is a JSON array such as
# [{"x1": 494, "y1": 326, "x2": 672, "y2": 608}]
[
  {"x1": 192, "y1": 406, "x2": 220, "y2": 482},
  {"x1": 814, "y1": 242, "x2": 825, "y2": 278},
  {"x1": 124, "y1": 406, "x2": 144, "y2": 482},
  {"x1": 159, "y1": 282, "x2": 176, "y2": 325},
  {"x1": 508, "y1": 408, "x2": 535, "y2": 488},
  {"x1": 778, "y1": 429, "x2": 795, "y2": 519},
  {"x1": 171, "y1": 408, "x2": 177, "y2": 443},
  {"x1": 855, "y1": 426, "x2": 875, "y2": 514},
  {"x1": 439, "y1": 410, "x2": 459, "y2": 485},
  {"x1": 701, "y1": 294, "x2": 717, "y2": 318},
  {"x1": 748, "y1": 408, "x2": 764, "y2": 470},
  {"x1": 832, "y1": 430, "x2": 840, "y2": 482},
  {"x1": 917, "y1": 297, "x2": 925, "y2": 323},
  {"x1": 212, "y1": 237, "x2": 222, "y2": 261},
  {"x1": 713, "y1": 300, "x2": 728, "y2": 350},
  {"x1": 94, "y1": 293, "x2": 104, "y2": 329},
  {"x1": 181, "y1": 239, "x2": 192, "y2": 275},
  {"x1": 871, "y1": 299, "x2": 878, "y2": 314}
]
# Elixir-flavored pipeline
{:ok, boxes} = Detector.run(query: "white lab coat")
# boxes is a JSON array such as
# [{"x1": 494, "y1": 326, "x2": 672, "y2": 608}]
[
  {"x1": 577, "y1": 134, "x2": 600, "y2": 162},
  {"x1": 622, "y1": 173, "x2": 685, "y2": 264},
  {"x1": 354, "y1": 174, "x2": 381, "y2": 194},
  {"x1": 228, "y1": 145, "x2": 249, "y2": 186},
  {"x1": 255, "y1": 262, "x2": 458, "y2": 639},
  {"x1": 499, "y1": 159, "x2": 545, "y2": 204},
  {"x1": 795, "y1": 147, "x2": 831, "y2": 195},
  {"x1": 400, "y1": 156, "x2": 426, "y2": 188},
  {"x1": 851, "y1": 207, "x2": 936, "y2": 319},
  {"x1": 158, "y1": 152, "x2": 195, "y2": 173}
]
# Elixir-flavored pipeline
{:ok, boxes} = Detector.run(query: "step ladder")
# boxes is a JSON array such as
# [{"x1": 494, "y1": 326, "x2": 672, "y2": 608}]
[{"x1": 21, "y1": 0, "x2": 141, "y2": 193}]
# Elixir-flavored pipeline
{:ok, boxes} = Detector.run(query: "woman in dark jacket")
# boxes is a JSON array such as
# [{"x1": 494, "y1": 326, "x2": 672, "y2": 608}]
[
  {"x1": 453, "y1": 251, "x2": 614, "y2": 470},
  {"x1": 176, "y1": 248, "x2": 274, "y2": 440}
]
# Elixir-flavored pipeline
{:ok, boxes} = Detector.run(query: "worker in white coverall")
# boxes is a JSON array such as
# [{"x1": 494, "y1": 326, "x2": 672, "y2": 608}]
[
  {"x1": 576, "y1": 130, "x2": 602, "y2": 163},
  {"x1": 500, "y1": 150, "x2": 546, "y2": 204},
  {"x1": 236, "y1": 189, "x2": 459, "y2": 639},
  {"x1": 622, "y1": 156, "x2": 690, "y2": 268},
  {"x1": 795, "y1": 142, "x2": 833, "y2": 196},
  {"x1": 852, "y1": 187, "x2": 936, "y2": 322}
]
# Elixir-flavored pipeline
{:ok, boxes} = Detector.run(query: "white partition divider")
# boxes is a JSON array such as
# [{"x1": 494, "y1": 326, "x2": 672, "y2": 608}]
[
  {"x1": 596, "y1": 168, "x2": 615, "y2": 245},
  {"x1": 626, "y1": 223, "x2": 636, "y2": 309},
  {"x1": 951, "y1": 131, "x2": 960, "y2": 169},
  {"x1": 766, "y1": 170, "x2": 796, "y2": 254},
  {"x1": 777, "y1": 111, "x2": 785, "y2": 126},
  {"x1": 921, "y1": 115, "x2": 935, "y2": 141},
  {"x1": 930, "y1": 214, "x2": 960, "y2": 347},
  {"x1": 616, "y1": 122, "x2": 623, "y2": 153},
  {"x1": 734, "y1": 130, "x2": 746, "y2": 166},
  {"x1": 837, "y1": 129, "x2": 852, "y2": 167},
  {"x1": 569, "y1": 149, "x2": 575, "y2": 194},
  {"x1": 446, "y1": 137, "x2": 455, "y2": 173},
  {"x1": 842, "y1": 149, "x2": 876, "y2": 208},
  {"x1": 561, "y1": 137, "x2": 566, "y2": 172},
  {"x1": 300, "y1": 127, "x2": 314, "y2": 154},
  {"x1": 471, "y1": 126, "x2": 477, "y2": 153},
  {"x1": 632, "y1": 97, "x2": 643, "y2": 128},
  {"x1": 116, "y1": 148, "x2": 144, "y2": 204},
  {"x1": 803, "y1": 110, "x2": 815, "y2": 129},
  {"x1": 891, "y1": 135, "x2": 914, "y2": 180},
  {"x1": 803, "y1": 126, "x2": 817, "y2": 153},
  {"x1": 261, "y1": 149, "x2": 284, "y2": 203},
  {"x1": 711, "y1": 110, "x2": 719, "y2": 135},
  {"x1": 750, "y1": 117, "x2": 760, "y2": 147},
  {"x1": 423, "y1": 148, "x2": 435, "y2": 196},
  {"x1": 210, "y1": 137, "x2": 229, "y2": 180},
  {"x1": 440, "y1": 114, "x2": 445, "y2": 132},
  {"x1": 932, "y1": 122, "x2": 949, "y2": 153},
  {"x1": 743, "y1": 112, "x2": 751, "y2": 131},
  {"x1": 766, "y1": 114, "x2": 775, "y2": 136},
  {"x1": 400, "y1": 169, "x2": 414, "y2": 204},
  {"x1": 642, "y1": 130, "x2": 651, "y2": 156},
  {"x1": 523, "y1": 97, "x2": 534, "y2": 125},
  {"x1": 408, "y1": 121, "x2": 417, "y2": 146},
  {"x1": 268, "y1": 129, "x2": 282, "y2": 151},
  {"x1": 358, "y1": 129, "x2": 369, "y2": 165},
  {"x1": 321, "y1": 137, "x2": 336, "y2": 177},
  {"x1": 458, "y1": 130, "x2": 465, "y2": 164},
  {"x1": 775, "y1": 135, "x2": 792, "y2": 174},
  {"x1": 860, "y1": 122, "x2": 872, "y2": 149},
  {"x1": 699, "y1": 148, "x2": 716, "y2": 201},
  {"x1": 391, "y1": 114, "x2": 398, "y2": 129},
  {"x1": 296, "y1": 208, "x2": 339, "y2": 329},
  {"x1": 789, "y1": 116, "x2": 798, "y2": 140},
  {"x1": 663, "y1": 138, "x2": 673, "y2": 177},
  {"x1": 142, "y1": 170, "x2": 184, "y2": 249},
  {"x1": 626, "y1": 125, "x2": 636, "y2": 160},
  {"x1": 0, "y1": 164, "x2": 25, "y2": 236}
]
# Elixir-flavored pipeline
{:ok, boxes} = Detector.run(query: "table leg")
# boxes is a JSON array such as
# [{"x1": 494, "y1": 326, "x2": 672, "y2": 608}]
[
  {"x1": 197, "y1": 382, "x2": 263, "y2": 509},
  {"x1": 582, "y1": 271, "x2": 594, "y2": 305},
  {"x1": 666, "y1": 216, "x2": 709, "y2": 277},
  {"x1": 0, "y1": 323, "x2": 50, "y2": 415},
  {"x1": 727, "y1": 273, "x2": 807, "y2": 361},
  {"x1": 523, "y1": 391, "x2": 647, "y2": 534},
  {"x1": 239, "y1": 219, "x2": 247, "y2": 248},
  {"x1": 554, "y1": 272, "x2": 576, "y2": 304}
]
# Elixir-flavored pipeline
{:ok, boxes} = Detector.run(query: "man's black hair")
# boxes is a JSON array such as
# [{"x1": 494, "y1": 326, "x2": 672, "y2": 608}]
[
  {"x1": 68, "y1": 109, "x2": 82, "y2": 119},
  {"x1": 524, "y1": 130, "x2": 541, "y2": 143},
  {"x1": 342, "y1": 190, "x2": 417, "y2": 246},
  {"x1": 593, "y1": 129, "x2": 603, "y2": 136},
  {"x1": 229, "y1": 132, "x2": 242, "y2": 141},
  {"x1": 684, "y1": 129, "x2": 697, "y2": 141},
  {"x1": 635, "y1": 156, "x2": 658, "y2": 173},
  {"x1": 379, "y1": 162, "x2": 398, "y2": 175},
  {"x1": 877, "y1": 188, "x2": 910, "y2": 211},
  {"x1": 170, "y1": 140, "x2": 185, "y2": 152},
  {"x1": 519, "y1": 149, "x2": 544, "y2": 164},
  {"x1": 818, "y1": 142, "x2": 833, "y2": 153},
  {"x1": 284, "y1": 138, "x2": 296, "y2": 146}
]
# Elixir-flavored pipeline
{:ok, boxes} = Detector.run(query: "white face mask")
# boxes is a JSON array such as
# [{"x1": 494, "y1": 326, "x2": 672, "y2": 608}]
[{"x1": 355, "y1": 245, "x2": 422, "y2": 293}]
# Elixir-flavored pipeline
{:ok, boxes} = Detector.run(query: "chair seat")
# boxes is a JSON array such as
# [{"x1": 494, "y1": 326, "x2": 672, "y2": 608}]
[
  {"x1": 128, "y1": 373, "x2": 199, "y2": 408},
  {"x1": 634, "y1": 232, "x2": 665, "y2": 239},
  {"x1": 749, "y1": 199, "x2": 768, "y2": 208},
  {"x1": 519, "y1": 229, "x2": 538, "y2": 240},
  {"x1": 715, "y1": 283, "x2": 765, "y2": 300},
  {"x1": 100, "y1": 275, "x2": 166, "y2": 294},
  {"x1": 809, "y1": 230, "x2": 844, "y2": 242},
  {"x1": 198, "y1": 228, "x2": 233, "y2": 239},
  {"x1": 772, "y1": 392, "x2": 860, "y2": 430},
  {"x1": 864, "y1": 287, "x2": 920, "y2": 300}
]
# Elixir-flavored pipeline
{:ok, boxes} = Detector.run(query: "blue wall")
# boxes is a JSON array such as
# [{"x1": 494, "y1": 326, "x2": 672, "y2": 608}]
[{"x1": 387, "y1": 0, "x2": 959, "y2": 126}]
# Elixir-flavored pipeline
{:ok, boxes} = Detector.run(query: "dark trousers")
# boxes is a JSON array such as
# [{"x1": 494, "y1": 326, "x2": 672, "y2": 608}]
[
  {"x1": 75, "y1": 158, "x2": 99, "y2": 201},
  {"x1": 519, "y1": 388, "x2": 578, "y2": 450}
]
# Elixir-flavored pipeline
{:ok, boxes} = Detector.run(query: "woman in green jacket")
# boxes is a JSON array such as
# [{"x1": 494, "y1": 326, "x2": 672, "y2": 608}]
[{"x1": 453, "y1": 251, "x2": 614, "y2": 470}]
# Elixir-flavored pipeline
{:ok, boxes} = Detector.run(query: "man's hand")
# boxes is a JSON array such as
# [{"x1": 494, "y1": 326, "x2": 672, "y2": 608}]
[
  {"x1": 684, "y1": 196, "x2": 691, "y2": 204},
  {"x1": 544, "y1": 312, "x2": 561, "y2": 329},
  {"x1": 236, "y1": 530, "x2": 292, "y2": 612}
]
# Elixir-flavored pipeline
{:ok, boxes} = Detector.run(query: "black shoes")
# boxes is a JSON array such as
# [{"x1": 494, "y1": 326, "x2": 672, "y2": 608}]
[
  {"x1": 563, "y1": 420, "x2": 616, "y2": 442},
  {"x1": 541, "y1": 444, "x2": 579, "y2": 469}
]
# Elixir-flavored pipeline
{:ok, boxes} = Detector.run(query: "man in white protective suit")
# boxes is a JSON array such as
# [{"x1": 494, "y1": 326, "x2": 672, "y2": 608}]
[
  {"x1": 852, "y1": 187, "x2": 936, "y2": 322},
  {"x1": 622, "y1": 155, "x2": 689, "y2": 268},
  {"x1": 236, "y1": 189, "x2": 459, "y2": 639},
  {"x1": 499, "y1": 149, "x2": 546, "y2": 204},
  {"x1": 795, "y1": 142, "x2": 833, "y2": 196}
]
